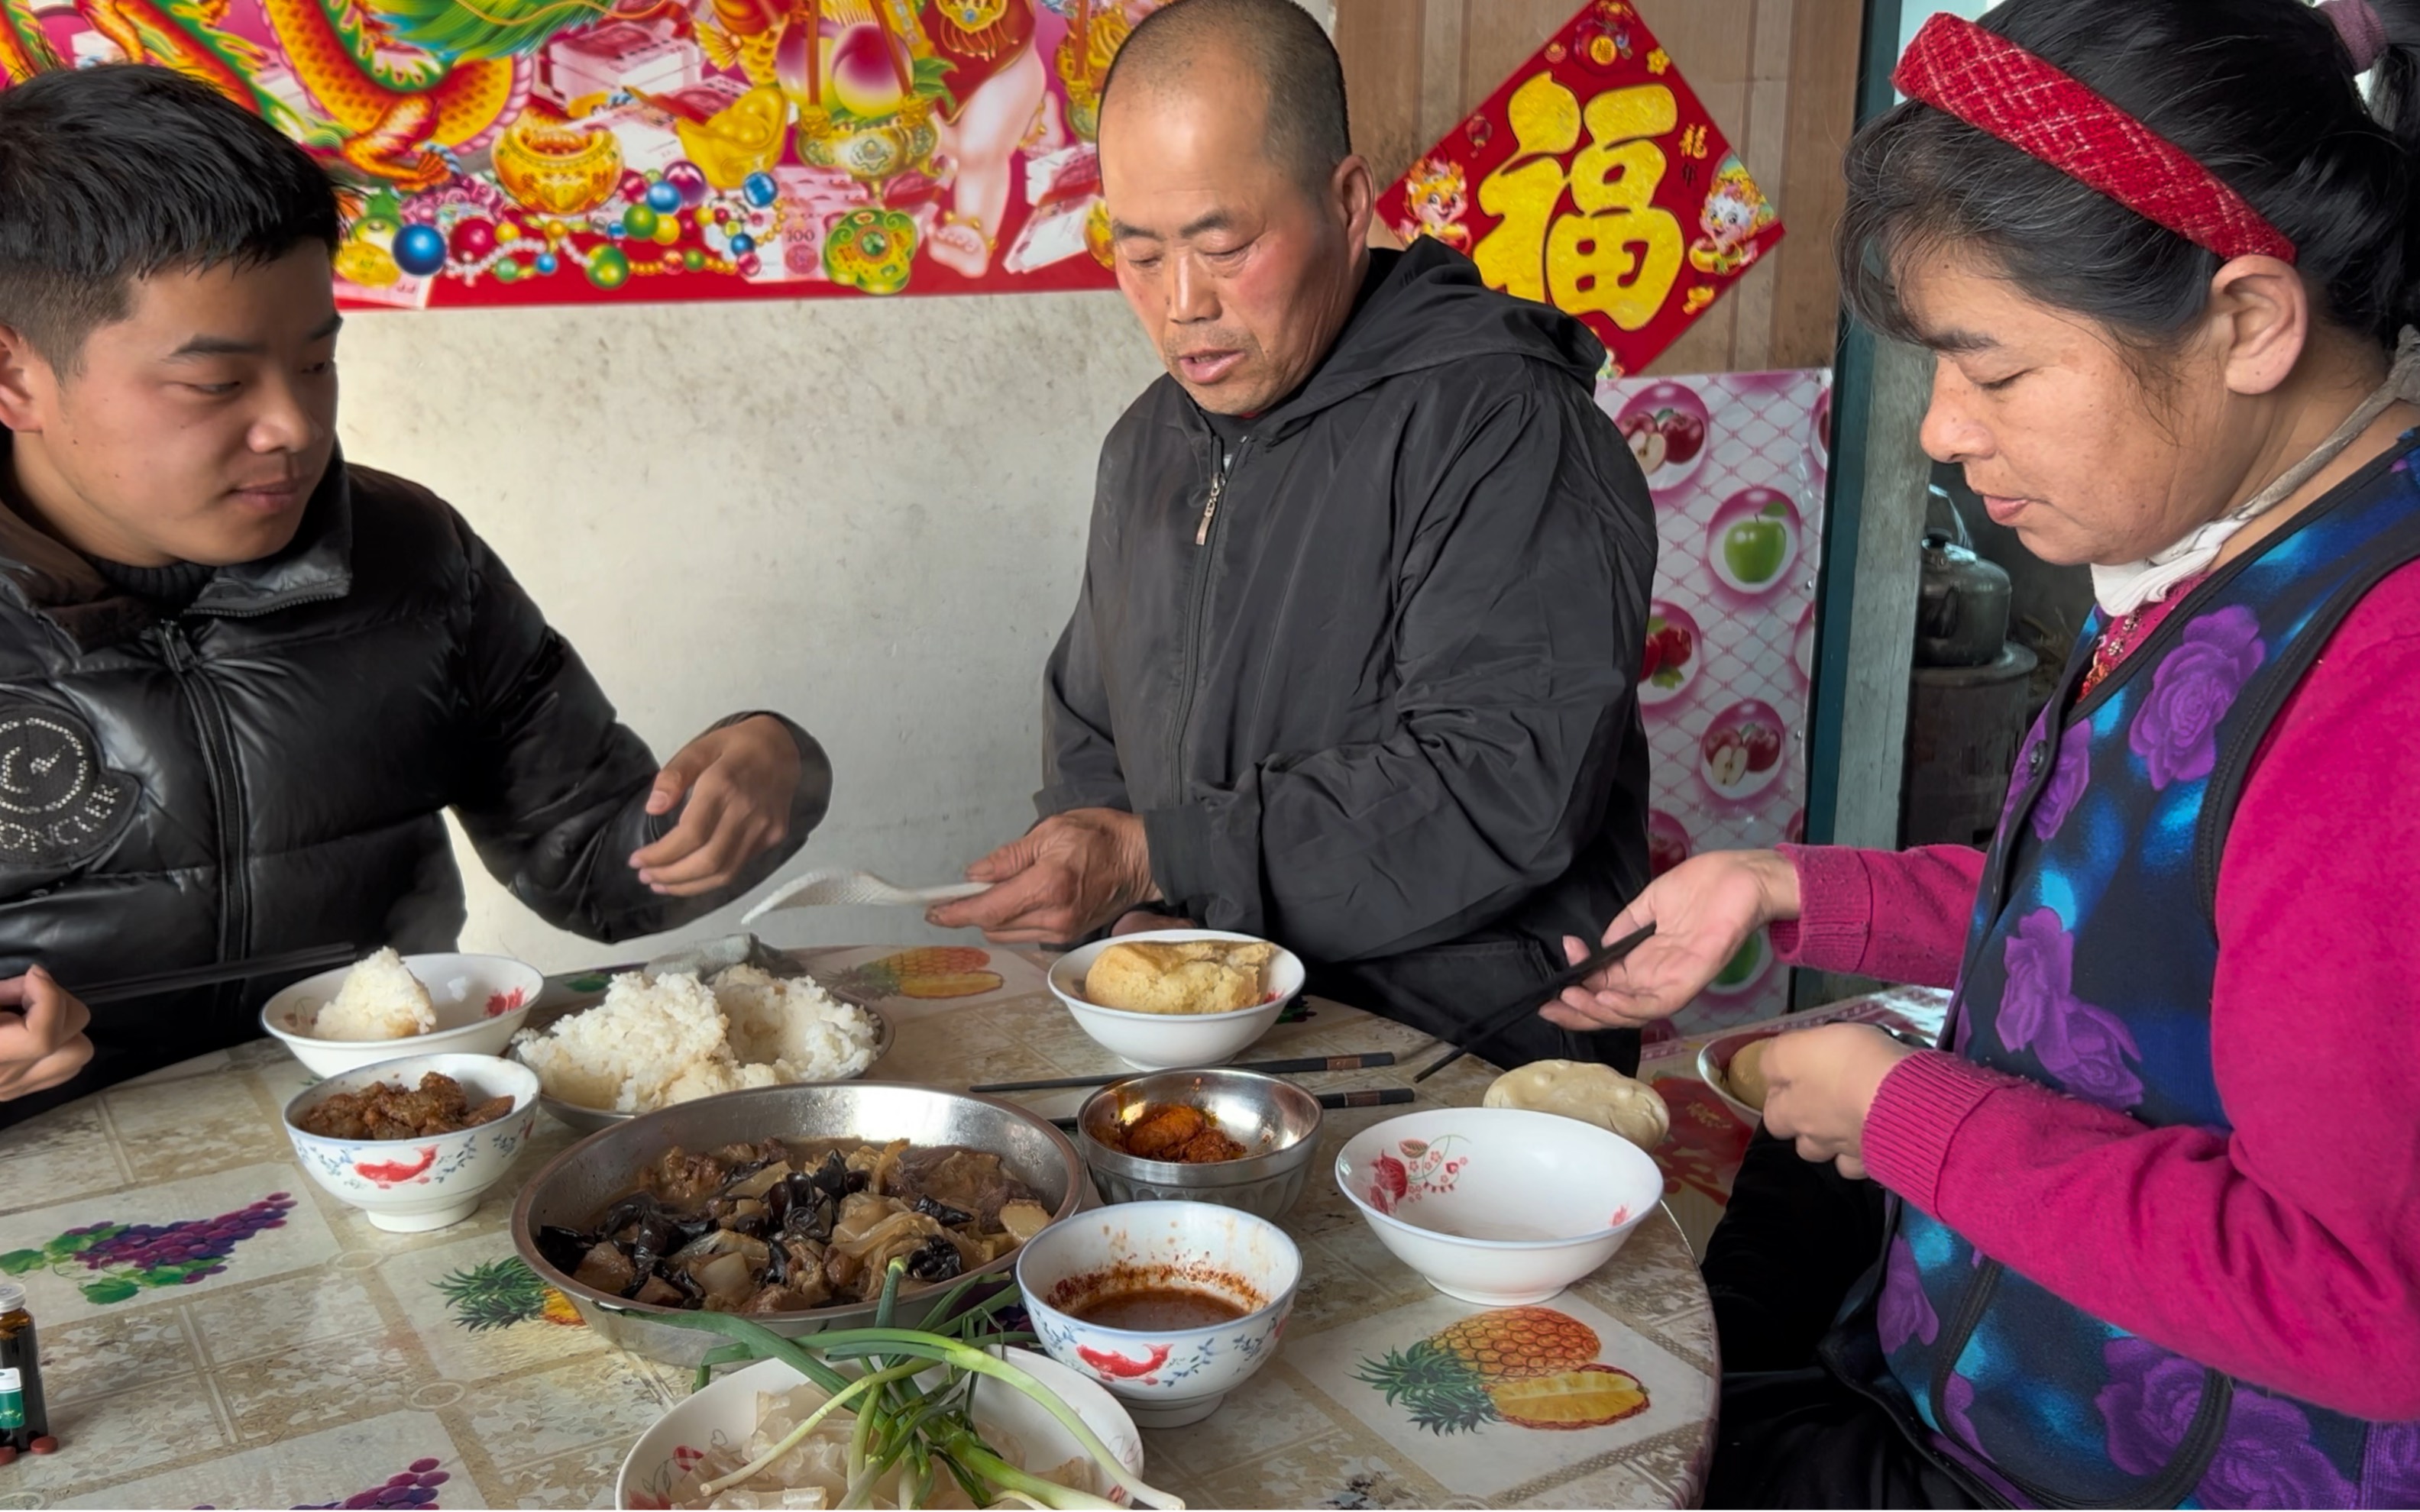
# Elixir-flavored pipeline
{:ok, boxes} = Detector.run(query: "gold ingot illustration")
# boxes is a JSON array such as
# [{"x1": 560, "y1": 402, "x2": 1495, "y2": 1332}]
[{"x1": 493, "y1": 116, "x2": 623, "y2": 216}]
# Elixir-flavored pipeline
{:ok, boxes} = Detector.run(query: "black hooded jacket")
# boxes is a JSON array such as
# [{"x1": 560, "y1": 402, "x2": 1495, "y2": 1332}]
[
  {"x1": 1042, "y1": 240, "x2": 1656, "y2": 1068},
  {"x1": 0, "y1": 452, "x2": 829, "y2": 1126}
]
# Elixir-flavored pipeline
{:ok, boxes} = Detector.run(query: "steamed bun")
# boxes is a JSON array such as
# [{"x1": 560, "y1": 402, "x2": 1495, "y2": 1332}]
[
  {"x1": 1082, "y1": 940, "x2": 1275, "y2": 1015},
  {"x1": 1483, "y1": 1058, "x2": 1670, "y2": 1151}
]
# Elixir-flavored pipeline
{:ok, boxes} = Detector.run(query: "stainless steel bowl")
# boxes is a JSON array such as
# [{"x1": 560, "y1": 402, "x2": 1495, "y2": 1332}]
[
  {"x1": 521, "y1": 1006, "x2": 895, "y2": 1136},
  {"x1": 510, "y1": 1081, "x2": 1084, "y2": 1365},
  {"x1": 1076, "y1": 1068, "x2": 1322, "y2": 1221}
]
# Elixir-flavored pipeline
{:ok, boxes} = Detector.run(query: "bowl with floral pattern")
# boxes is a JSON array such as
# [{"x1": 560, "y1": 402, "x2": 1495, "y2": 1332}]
[
  {"x1": 282, "y1": 1052, "x2": 540, "y2": 1233},
  {"x1": 1016, "y1": 1199, "x2": 1301, "y2": 1429},
  {"x1": 1334, "y1": 1107, "x2": 1663, "y2": 1307}
]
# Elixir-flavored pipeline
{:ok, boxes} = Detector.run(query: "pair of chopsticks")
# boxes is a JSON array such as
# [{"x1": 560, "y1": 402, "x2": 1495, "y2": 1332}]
[
  {"x1": 1412, "y1": 922, "x2": 1658, "y2": 1083},
  {"x1": 972, "y1": 1052, "x2": 1396, "y2": 1095},
  {"x1": 69, "y1": 943, "x2": 359, "y2": 1007},
  {"x1": 1051, "y1": 1085, "x2": 1413, "y2": 1130}
]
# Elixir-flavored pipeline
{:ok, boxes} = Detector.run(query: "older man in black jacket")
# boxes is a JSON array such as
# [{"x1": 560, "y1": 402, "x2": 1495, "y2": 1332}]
[
  {"x1": 934, "y1": 0, "x2": 1657, "y2": 1070},
  {"x1": 0, "y1": 67, "x2": 829, "y2": 1125}
]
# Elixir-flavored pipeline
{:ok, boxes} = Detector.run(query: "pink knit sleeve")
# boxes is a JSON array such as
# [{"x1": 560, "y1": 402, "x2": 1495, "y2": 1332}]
[
  {"x1": 1861, "y1": 567, "x2": 2420, "y2": 1420},
  {"x1": 1767, "y1": 844, "x2": 1984, "y2": 989}
]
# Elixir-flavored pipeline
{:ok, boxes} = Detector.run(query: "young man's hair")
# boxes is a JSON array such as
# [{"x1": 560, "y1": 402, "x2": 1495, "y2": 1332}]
[{"x1": 0, "y1": 66, "x2": 341, "y2": 370}]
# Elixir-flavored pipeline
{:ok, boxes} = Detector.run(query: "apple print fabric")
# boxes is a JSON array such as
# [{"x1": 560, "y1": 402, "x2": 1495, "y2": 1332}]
[{"x1": 1598, "y1": 368, "x2": 1827, "y2": 1035}]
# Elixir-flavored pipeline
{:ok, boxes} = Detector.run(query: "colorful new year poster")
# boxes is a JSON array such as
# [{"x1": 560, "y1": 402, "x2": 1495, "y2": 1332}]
[
  {"x1": 1384, "y1": 0, "x2": 1786, "y2": 376},
  {"x1": 1600, "y1": 367, "x2": 1829, "y2": 1037},
  {"x1": 0, "y1": 0, "x2": 1163, "y2": 309}
]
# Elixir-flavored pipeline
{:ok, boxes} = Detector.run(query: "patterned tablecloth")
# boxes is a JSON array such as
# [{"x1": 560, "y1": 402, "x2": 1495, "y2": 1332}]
[{"x1": 0, "y1": 946, "x2": 1725, "y2": 1511}]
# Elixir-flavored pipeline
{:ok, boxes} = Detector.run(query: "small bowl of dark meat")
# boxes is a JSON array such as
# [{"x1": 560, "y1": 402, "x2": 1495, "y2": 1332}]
[
  {"x1": 510, "y1": 1082, "x2": 1087, "y2": 1364},
  {"x1": 283, "y1": 1053, "x2": 540, "y2": 1233},
  {"x1": 1077, "y1": 1068, "x2": 1324, "y2": 1220}
]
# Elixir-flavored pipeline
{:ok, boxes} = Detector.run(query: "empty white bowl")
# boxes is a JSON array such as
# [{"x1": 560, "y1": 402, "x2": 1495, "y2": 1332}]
[
  {"x1": 616, "y1": 1349, "x2": 1143, "y2": 1510},
  {"x1": 263, "y1": 952, "x2": 545, "y2": 1077},
  {"x1": 1334, "y1": 1107, "x2": 1664, "y2": 1307},
  {"x1": 283, "y1": 1052, "x2": 539, "y2": 1233},
  {"x1": 1047, "y1": 930, "x2": 1304, "y2": 1071},
  {"x1": 1016, "y1": 1199, "x2": 1301, "y2": 1428}
]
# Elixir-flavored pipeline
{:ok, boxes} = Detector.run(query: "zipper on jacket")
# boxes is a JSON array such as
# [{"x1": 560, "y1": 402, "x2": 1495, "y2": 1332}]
[
  {"x1": 1195, "y1": 467, "x2": 1227, "y2": 547},
  {"x1": 159, "y1": 619, "x2": 251, "y2": 1015},
  {"x1": 1171, "y1": 440, "x2": 1246, "y2": 783}
]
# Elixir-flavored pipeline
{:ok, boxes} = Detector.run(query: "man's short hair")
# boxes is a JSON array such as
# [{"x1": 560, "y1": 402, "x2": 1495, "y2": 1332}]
[
  {"x1": 0, "y1": 66, "x2": 340, "y2": 370},
  {"x1": 1100, "y1": 0, "x2": 1352, "y2": 195}
]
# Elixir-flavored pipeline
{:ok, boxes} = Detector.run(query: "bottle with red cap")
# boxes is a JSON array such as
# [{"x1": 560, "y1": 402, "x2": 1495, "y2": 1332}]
[{"x1": 0, "y1": 1279, "x2": 52, "y2": 1462}]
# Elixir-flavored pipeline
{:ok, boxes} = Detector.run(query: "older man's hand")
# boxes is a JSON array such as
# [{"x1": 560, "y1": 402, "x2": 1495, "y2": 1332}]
[{"x1": 927, "y1": 809, "x2": 1162, "y2": 944}]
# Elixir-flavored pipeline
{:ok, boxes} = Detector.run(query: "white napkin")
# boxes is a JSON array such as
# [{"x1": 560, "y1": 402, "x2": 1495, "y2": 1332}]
[{"x1": 742, "y1": 868, "x2": 990, "y2": 922}]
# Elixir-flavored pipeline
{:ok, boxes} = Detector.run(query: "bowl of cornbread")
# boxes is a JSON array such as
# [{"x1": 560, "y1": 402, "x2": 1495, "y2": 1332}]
[{"x1": 1047, "y1": 930, "x2": 1305, "y2": 1069}]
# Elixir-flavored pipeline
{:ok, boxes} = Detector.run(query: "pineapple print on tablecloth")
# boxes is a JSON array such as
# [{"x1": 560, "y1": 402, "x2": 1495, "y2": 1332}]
[
  {"x1": 434, "y1": 1257, "x2": 585, "y2": 1332},
  {"x1": 827, "y1": 947, "x2": 1004, "y2": 1002},
  {"x1": 1354, "y1": 1307, "x2": 1648, "y2": 1433}
]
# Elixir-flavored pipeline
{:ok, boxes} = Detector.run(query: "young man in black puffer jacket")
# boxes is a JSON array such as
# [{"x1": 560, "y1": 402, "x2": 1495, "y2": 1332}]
[{"x1": 0, "y1": 66, "x2": 832, "y2": 1126}]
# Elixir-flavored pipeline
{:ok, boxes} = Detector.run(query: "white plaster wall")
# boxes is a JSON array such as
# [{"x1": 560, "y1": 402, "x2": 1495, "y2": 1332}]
[{"x1": 337, "y1": 292, "x2": 1163, "y2": 970}]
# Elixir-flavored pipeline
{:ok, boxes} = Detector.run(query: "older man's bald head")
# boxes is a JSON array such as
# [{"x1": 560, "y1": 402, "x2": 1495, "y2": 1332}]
[{"x1": 1099, "y1": 0, "x2": 1351, "y2": 196}]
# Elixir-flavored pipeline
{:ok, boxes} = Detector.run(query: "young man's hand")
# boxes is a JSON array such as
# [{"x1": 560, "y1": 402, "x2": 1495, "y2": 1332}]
[
  {"x1": 0, "y1": 967, "x2": 93, "y2": 1100},
  {"x1": 629, "y1": 716, "x2": 803, "y2": 896}
]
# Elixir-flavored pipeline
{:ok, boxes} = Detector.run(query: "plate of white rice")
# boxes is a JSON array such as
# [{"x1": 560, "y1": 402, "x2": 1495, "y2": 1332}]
[{"x1": 511, "y1": 964, "x2": 888, "y2": 1133}]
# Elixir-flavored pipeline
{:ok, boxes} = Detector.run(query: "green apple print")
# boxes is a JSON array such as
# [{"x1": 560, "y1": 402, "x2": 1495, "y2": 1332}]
[
  {"x1": 1723, "y1": 502, "x2": 1792, "y2": 585},
  {"x1": 1713, "y1": 934, "x2": 1764, "y2": 987}
]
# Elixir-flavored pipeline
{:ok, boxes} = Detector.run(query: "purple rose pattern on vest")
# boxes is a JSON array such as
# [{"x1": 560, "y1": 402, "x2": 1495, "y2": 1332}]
[
  {"x1": 1878, "y1": 1235, "x2": 1940, "y2": 1355},
  {"x1": 1998, "y1": 909, "x2": 2144, "y2": 1110},
  {"x1": 2128, "y1": 606, "x2": 2266, "y2": 790},
  {"x1": 2033, "y1": 719, "x2": 2092, "y2": 841}
]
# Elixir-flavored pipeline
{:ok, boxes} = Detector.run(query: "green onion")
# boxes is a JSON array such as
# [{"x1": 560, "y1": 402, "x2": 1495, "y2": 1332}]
[{"x1": 632, "y1": 1267, "x2": 1185, "y2": 1510}]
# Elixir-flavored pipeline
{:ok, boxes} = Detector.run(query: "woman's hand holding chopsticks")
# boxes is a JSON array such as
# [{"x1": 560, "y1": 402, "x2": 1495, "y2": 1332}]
[{"x1": 1542, "y1": 850, "x2": 1803, "y2": 1031}]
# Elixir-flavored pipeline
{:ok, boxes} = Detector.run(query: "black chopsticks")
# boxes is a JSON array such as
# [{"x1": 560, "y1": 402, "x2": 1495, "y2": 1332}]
[
  {"x1": 71, "y1": 943, "x2": 360, "y2": 1006},
  {"x1": 1412, "y1": 922, "x2": 1658, "y2": 1083},
  {"x1": 1052, "y1": 1085, "x2": 1413, "y2": 1130},
  {"x1": 972, "y1": 1051, "x2": 1397, "y2": 1094}
]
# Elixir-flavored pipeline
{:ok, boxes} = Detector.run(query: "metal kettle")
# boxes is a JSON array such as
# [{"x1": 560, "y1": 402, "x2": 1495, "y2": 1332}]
[{"x1": 1915, "y1": 486, "x2": 2013, "y2": 667}]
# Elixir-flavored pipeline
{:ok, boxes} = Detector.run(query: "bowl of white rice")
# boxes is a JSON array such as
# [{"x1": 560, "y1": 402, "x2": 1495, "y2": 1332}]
[
  {"x1": 511, "y1": 965, "x2": 889, "y2": 1134},
  {"x1": 262, "y1": 949, "x2": 546, "y2": 1077}
]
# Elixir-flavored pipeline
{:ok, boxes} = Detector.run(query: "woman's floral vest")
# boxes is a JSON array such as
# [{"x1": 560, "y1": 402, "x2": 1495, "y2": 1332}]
[{"x1": 1828, "y1": 443, "x2": 2420, "y2": 1508}]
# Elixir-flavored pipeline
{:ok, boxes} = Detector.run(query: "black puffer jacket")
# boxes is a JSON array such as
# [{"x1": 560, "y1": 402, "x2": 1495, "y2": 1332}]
[
  {"x1": 1043, "y1": 240, "x2": 1655, "y2": 1070},
  {"x1": 0, "y1": 451, "x2": 829, "y2": 1126}
]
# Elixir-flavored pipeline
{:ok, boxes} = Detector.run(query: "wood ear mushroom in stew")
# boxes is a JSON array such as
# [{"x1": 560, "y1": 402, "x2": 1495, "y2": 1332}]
[{"x1": 533, "y1": 1139, "x2": 1053, "y2": 1313}]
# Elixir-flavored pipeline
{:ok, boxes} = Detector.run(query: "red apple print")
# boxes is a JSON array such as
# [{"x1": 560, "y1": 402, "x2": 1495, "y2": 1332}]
[
  {"x1": 1741, "y1": 721, "x2": 1783, "y2": 774},
  {"x1": 1648, "y1": 817, "x2": 1690, "y2": 877},
  {"x1": 1702, "y1": 725, "x2": 1748, "y2": 786},
  {"x1": 1620, "y1": 412, "x2": 1667, "y2": 474},
  {"x1": 1659, "y1": 409, "x2": 1707, "y2": 466}
]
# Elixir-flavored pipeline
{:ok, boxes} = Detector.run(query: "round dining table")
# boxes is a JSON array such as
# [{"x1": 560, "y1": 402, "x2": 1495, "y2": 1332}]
[{"x1": 0, "y1": 944, "x2": 1718, "y2": 1510}]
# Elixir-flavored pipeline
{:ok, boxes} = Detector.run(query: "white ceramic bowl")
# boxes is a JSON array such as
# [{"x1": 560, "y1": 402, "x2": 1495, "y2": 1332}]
[
  {"x1": 1047, "y1": 930, "x2": 1304, "y2": 1071},
  {"x1": 616, "y1": 1349, "x2": 1143, "y2": 1510},
  {"x1": 282, "y1": 1052, "x2": 539, "y2": 1233},
  {"x1": 1697, "y1": 1028, "x2": 1779, "y2": 1126},
  {"x1": 1334, "y1": 1107, "x2": 1664, "y2": 1307},
  {"x1": 263, "y1": 952, "x2": 545, "y2": 1077},
  {"x1": 1016, "y1": 1199, "x2": 1301, "y2": 1429}
]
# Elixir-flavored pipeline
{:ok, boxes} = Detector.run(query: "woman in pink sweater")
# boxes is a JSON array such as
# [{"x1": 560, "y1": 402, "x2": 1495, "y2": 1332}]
[{"x1": 1551, "y1": 1, "x2": 2420, "y2": 1506}]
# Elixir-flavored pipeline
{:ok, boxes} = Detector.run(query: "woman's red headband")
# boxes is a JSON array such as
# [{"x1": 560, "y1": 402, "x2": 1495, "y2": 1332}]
[{"x1": 1893, "y1": 13, "x2": 2298, "y2": 266}]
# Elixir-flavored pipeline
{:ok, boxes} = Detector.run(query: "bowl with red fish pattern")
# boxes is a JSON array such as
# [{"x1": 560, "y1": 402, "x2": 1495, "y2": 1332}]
[
  {"x1": 282, "y1": 1052, "x2": 540, "y2": 1233},
  {"x1": 1016, "y1": 1200, "x2": 1302, "y2": 1428}
]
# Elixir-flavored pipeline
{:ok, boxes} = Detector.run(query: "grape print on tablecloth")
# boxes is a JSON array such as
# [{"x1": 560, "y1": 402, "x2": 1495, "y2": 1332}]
[{"x1": 1, "y1": 1194, "x2": 297, "y2": 1304}]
